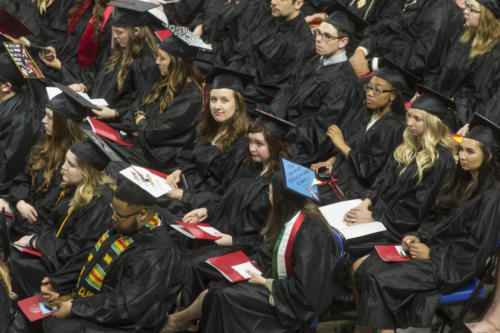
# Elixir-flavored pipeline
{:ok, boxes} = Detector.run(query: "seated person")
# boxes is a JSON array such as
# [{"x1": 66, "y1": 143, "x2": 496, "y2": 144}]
[
  {"x1": 311, "y1": 60, "x2": 407, "y2": 203},
  {"x1": 9, "y1": 138, "x2": 114, "y2": 299},
  {"x1": 39, "y1": 177, "x2": 191, "y2": 333},
  {"x1": 162, "y1": 163, "x2": 339, "y2": 333},
  {"x1": 0, "y1": 258, "x2": 15, "y2": 333},
  {"x1": 354, "y1": 112, "x2": 500, "y2": 333}
]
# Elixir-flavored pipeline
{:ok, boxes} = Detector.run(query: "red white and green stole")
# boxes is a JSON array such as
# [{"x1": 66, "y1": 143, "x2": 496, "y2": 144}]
[
  {"x1": 272, "y1": 211, "x2": 306, "y2": 279},
  {"x1": 75, "y1": 215, "x2": 161, "y2": 298}
]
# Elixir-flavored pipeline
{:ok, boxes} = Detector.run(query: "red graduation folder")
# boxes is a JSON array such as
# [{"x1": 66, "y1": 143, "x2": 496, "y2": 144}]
[
  {"x1": 145, "y1": 167, "x2": 168, "y2": 179},
  {"x1": 86, "y1": 117, "x2": 133, "y2": 147},
  {"x1": 18, "y1": 294, "x2": 58, "y2": 322},
  {"x1": 170, "y1": 221, "x2": 221, "y2": 240},
  {"x1": 375, "y1": 245, "x2": 412, "y2": 262},
  {"x1": 206, "y1": 251, "x2": 262, "y2": 283},
  {"x1": 0, "y1": 9, "x2": 33, "y2": 38},
  {"x1": 13, "y1": 244, "x2": 42, "y2": 258}
]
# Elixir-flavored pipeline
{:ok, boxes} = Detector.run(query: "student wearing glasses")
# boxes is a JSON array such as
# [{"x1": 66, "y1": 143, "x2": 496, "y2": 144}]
[
  {"x1": 311, "y1": 60, "x2": 407, "y2": 204},
  {"x1": 265, "y1": 10, "x2": 364, "y2": 165}
]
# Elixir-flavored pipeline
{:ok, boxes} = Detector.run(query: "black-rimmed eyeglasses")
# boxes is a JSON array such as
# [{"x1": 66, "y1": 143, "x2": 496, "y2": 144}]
[{"x1": 364, "y1": 83, "x2": 395, "y2": 96}]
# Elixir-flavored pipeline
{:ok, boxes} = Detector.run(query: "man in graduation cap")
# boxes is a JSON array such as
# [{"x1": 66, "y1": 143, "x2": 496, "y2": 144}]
[
  {"x1": 349, "y1": 0, "x2": 464, "y2": 78},
  {"x1": 264, "y1": 10, "x2": 364, "y2": 166},
  {"x1": 39, "y1": 176, "x2": 191, "y2": 333},
  {"x1": 0, "y1": 53, "x2": 43, "y2": 203}
]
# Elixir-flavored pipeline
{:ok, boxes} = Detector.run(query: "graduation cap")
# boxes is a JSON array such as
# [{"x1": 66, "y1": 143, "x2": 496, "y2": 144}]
[
  {"x1": 208, "y1": 67, "x2": 254, "y2": 95},
  {"x1": 3, "y1": 42, "x2": 44, "y2": 80},
  {"x1": 114, "y1": 175, "x2": 157, "y2": 206},
  {"x1": 465, "y1": 112, "x2": 500, "y2": 149},
  {"x1": 477, "y1": 0, "x2": 500, "y2": 18},
  {"x1": 0, "y1": 52, "x2": 25, "y2": 86},
  {"x1": 107, "y1": 0, "x2": 159, "y2": 27},
  {"x1": 271, "y1": 158, "x2": 320, "y2": 203},
  {"x1": 253, "y1": 108, "x2": 295, "y2": 141},
  {"x1": 411, "y1": 84, "x2": 456, "y2": 120},
  {"x1": 158, "y1": 24, "x2": 212, "y2": 62},
  {"x1": 324, "y1": 2, "x2": 368, "y2": 37},
  {"x1": 46, "y1": 83, "x2": 96, "y2": 122},
  {"x1": 0, "y1": 9, "x2": 33, "y2": 39},
  {"x1": 82, "y1": 128, "x2": 124, "y2": 162},
  {"x1": 70, "y1": 137, "x2": 112, "y2": 171},
  {"x1": 376, "y1": 58, "x2": 419, "y2": 99}
]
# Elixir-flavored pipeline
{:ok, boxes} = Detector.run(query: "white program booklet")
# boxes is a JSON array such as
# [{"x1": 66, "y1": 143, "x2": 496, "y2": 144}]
[
  {"x1": 119, "y1": 165, "x2": 172, "y2": 198},
  {"x1": 319, "y1": 199, "x2": 386, "y2": 239}
]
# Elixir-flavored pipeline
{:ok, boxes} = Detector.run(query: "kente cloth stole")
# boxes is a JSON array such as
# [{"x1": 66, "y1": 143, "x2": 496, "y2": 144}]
[
  {"x1": 75, "y1": 214, "x2": 161, "y2": 297},
  {"x1": 272, "y1": 211, "x2": 306, "y2": 279}
]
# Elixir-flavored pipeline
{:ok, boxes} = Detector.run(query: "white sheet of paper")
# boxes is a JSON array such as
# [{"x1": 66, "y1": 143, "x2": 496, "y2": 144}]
[
  {"x1": 119, "y1": 165, "x2": 172, "y2": 198},
  {"x1": 319, "y1": 199, "x2": 386, "y2": 239},
  {"x1": 198, "y1": 225, "x2": 220, "y2": 237},
  {"x1": 169, "y1": 224, "x2": 195, "y2": 239},
  {"x1": 232, "y1": 262, "x2": 261, "y2": 279},
  {"x1": 46, "y1": 87, "x2": 62, "y2": 100},
  {"x1": 77, "y1": 92, "x2": 108, "y2": 106}
]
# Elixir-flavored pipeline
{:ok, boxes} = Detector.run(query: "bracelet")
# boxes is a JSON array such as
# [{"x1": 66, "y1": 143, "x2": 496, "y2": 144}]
[
  {"x1": 355, "y1": 48, "x2": 366, "y2": 56},
  {"x1": 114, "y1": 109, "x2": 120, "y2": 118},
  {"x1": 134, "y1": 110, "x2": 146, "y2": 118}
]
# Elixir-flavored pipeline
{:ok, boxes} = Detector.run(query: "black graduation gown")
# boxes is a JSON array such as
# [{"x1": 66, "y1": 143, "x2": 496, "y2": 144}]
[
  {"x1": 5, "y1": 168, "x2": 63, "y2": 238},
  {"x1": 271, "y1": 57, "x2": 364, "y2": 165},
  {"x1": 318, "y1": 111, "x2": 405, "y2": 204},
  {"x1": 0, "y1": 94, "x2": 42, "y2": 194},
  {"x1": 200, "y1": 216, "x2": 339, "y2": 332},
  {"x1": 355, "y1": 181, "x2": 500, "y2": 329},
  {"x1": 118, "y1": 81, "x2": 203, "y2": 170},
  {"x1": 42, "y1": 225, "x2": 191, "y2": 333},
  {"x1": 358, "y1": 0, "x2": 463, "y2": 78},
  {"x1": 158, "y1": 137, "x2": 249, "y2": 218},
  {"x1": 0, "y1": 283, "x2": 13, "y2": 333},
  {"x1": 8, "y1": 185, "x2": 113, "y2": 299},
  {"x1": 425, "y1": 39, "x2": 500, "y2": 129},
  {"x1": 364, "y1": 144, "x2": 456, "y2": 242}
]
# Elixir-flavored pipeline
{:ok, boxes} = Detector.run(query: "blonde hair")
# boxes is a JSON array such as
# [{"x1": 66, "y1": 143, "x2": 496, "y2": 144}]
[
  {"x1": 62, "y1": 158, "x2": 116, "y2": 211},
  {"x1": 0, "y1": 261, "x2": 16, "y2": 300},
  {"x1": 33, "y1": 0, "x2": 54, "y2": 13},
  {"x1": 106, "y1": 26, "x2": 158, "y2": 90},
  {"x1": 394, "y1": 110, "x2": 456, "y2": 184},
  {"x1": 460, "y1": 3, "x2": 500, "y2": 58}
]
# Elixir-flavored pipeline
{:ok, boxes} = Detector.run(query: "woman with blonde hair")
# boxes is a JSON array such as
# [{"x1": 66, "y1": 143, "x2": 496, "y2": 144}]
[
  {"x1": 1, "y1": 93, "x2": 86, "y2": 239},
  {"x1": 426, "y1": 0, "x2": 500, "y2": 131},
  {"x1": 163, "y1": 69, "x2": 251, "y2": 216},
  {"x1": 8, "y1": 138, "x2": 115, "y2": 300},
  {"x1": 0, "y1": 259, "x2": 15, "y2": 333}
]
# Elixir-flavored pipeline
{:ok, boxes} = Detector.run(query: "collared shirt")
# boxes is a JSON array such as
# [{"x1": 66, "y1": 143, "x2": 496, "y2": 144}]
[{"x1": 321, "y1": 51, "x2": 348, "y2": 67}]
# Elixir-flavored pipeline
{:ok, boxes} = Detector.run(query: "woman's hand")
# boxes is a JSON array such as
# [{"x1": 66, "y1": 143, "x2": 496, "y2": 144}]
[
  {"x1": 0, "y1": 198, "x2": 10, "y2": 213},
  {"x1": 68, "y1": 83, "x2": 87, "y2": 93},
  {"x1": 166, "y1": 189, "x2": 183, "y2": 201},
  {"x1": 0, "y1": 32, "x2": 31, "y2": 46},
  {"x1": 41, "y1": 277, "x2": 60, "y2": 303},
  {"x1": 349, "y1": 51, "x2": 370, "y2": 76},
  {"x1": 409, "y1": 242, "x2": 430, "y2": 260},
  {"x1": 14, "y1": 234, "x2": 35, "y2": 248},
  {"x1": 311, "y1": 159, "x2": 334, "y2": 175},
  {"x1": 193, "y1": 24, "x2": 203, "y2": 39},
  {"x1": 214, "y1": 233, "x2": 233, "y2": 247},
  {"x1": 326, "y1": 125, "x2": 345, "y2": 146},
  {"x1": 135, "y1": 115, "x2": 146, "y2": 125},
  {"x1": 39, "y1": 46, "x2": 62, "y2": 71},
  {"x1": 401, "y1": 235, "x2": 421, "y2": 252},
  {"x1": 457, "y1": 123, "x2": 469, "y2": 136},
  {"x1": 247, "y1": 271, "x2": 266, "y2": 286},
  {"x1": 52, "y1": 299, "x2": 73, "y2": 319},
  {"x1": 166, "y1": 170, "x2": 182, "y2": 189},
  {"x1": 92, "y1": 105, "x2": 118, "y2": 120},
  {"x1": 305, "y1": 12, "x2": 326, "y2": 24},
  {"x1": 182, "y1": 208, "x2": 208, "y2": 223},
  {"x1": 343, "y1": 202, "x2": 375, "y2": 225},
  {"x1": 16, "y1": 200, "x2": 38, "y2": 223}
]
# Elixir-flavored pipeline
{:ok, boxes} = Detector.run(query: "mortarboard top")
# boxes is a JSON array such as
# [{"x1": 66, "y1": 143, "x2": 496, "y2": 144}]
[
  {"x1": 208, "y1": 67, "x2": 254, "y2": 95},
  {"x1": 3, "y1": 42, "x2": 44, "y2": 80},
  {"x1": 272, "y1": 158, "x2": 320, "y2": 203},
  {"x1": 0, "y1": 9, "x2": 33, "y2": 39},
  {"x1": 46, "y1": 83, "x2": 96, "y2": 122},
  {"x1": 324, "y1": 2, "x2": 368, "y2": 37},
  {"x1": 114, "y1": 175, "x2": 157, "y2": 206},
  {"x1": 0, "y1": 52, "x2": 25, "y2": 86},
  {"x1": 70, "y1": 137, "x2": 111, "y2": 171},
  {"x1": 253, "y1": 108, "x2": 295, "y2": 141},
  {"x1": 158, "y1": 24, "x2": 212, "y2": 61},
  {"x1": 465, "y1": 112, "x2": 500, "y2": 149},
  {"x1": 477, "y1": 0, "x2": 500, "y2": 18},
  {"x1": 107, "y1": 0, "x2": 159, "y2": 27},
  {"x1": 81, "y1": 128, "x2": 124, "y2": 162},
  {"x1": 376, "y1": 58, "x2": 418, "y2": 98},
  {"x1": 411, "y1": 84, "x2": 456, "y2": 120}
]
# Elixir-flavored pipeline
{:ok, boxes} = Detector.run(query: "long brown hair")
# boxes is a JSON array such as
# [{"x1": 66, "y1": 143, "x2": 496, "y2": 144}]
[
  {"x1": 143, "y1": 55, "x2": 203, "y2": 114},
  {"x1": 27, "y1": 112, "x2": 85, "y2": 193},
  {"x1": 244, "y1": 123, "x2": 293, "y2": 177},
  {"x1": 461, "y1": 3, "x2": 500, "y2": 58},
  {"x1": 105, "y1": 26, "x2": 158, "y2": 90},
  {"x1": 0, "y1": 261, "x2": 15, "y2": 300},
  {"x1": 262, "y1": 182, "x2": 330, "y2": 250},
  {"x1": 197, "y1": 91, "x2": 250, "y2": 152},
  {"x1": 68, "y1": 0, "x2": 108, "y2": 41}
]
